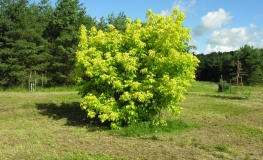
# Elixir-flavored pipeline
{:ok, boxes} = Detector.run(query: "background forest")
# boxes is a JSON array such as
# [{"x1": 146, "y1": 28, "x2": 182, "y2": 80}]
[
  {"x1": 1, "y1": 0, "x2": 263, "y2": 89},
  {"x1": 196, "y1": 45, "x2": 263, "y2": 85},
  {"x1": 0, "y1": 0, "x2": 127, "y2": 88}
]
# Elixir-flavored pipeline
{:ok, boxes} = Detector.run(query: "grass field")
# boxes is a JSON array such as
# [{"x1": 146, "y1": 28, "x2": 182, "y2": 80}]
[{"x1": 0, "y1": 82, "x2": 262, "y2": 159}]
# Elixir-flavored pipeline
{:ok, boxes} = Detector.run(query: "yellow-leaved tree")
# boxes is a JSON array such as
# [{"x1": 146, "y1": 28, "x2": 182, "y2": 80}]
[{"x1": 76, "y1": 9, "x2": 199, "y2": 129}]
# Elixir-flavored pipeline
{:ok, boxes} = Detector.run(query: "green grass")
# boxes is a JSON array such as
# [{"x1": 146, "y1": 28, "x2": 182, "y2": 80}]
[
  {"x1": 0, "y1": 85, "x2": 78, "y2": 92},
  {"x1": 1, "y1": 82, "x2": 263, "y2": 159},
  {"x1": 111, "y1": 120, "x2": 202, "y2": 137},
  {"x1": 194, "y1": 102, "x2": 254, "y2": 117},
  {"x1": 224, "y1": 124, "x2": 263, "y2": 141},
  {"x1": 187, "y1": 81, "x2": 218, "y2": 93},
  {"x1": 215, "y1": 144, "x2": 230, "y2": 152}
]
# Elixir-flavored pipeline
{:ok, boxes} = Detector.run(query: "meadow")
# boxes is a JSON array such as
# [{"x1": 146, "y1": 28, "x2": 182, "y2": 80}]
[{"x1": 0, "y1": 82, "x2": 262, "y2": 160}]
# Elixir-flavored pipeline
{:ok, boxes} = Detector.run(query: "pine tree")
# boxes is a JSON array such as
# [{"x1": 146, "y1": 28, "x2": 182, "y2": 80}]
[
  {"x1": 0, "y1": 0, "x2": 52, "y2": 88},
  {"x1": 246, "y1": 46, "x2": 263, "y2": 85},
  {"x1": 44, "y1": 0, "x2": 86, "y2": 86},
  {"x1": 107, "y1": 11, "x2": 127, "y2": 32}
]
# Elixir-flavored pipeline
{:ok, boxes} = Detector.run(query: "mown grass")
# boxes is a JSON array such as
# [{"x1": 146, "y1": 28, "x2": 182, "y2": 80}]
[
  {"x1": 0, "y1": 85, "x2": 78, "y2": 92},
  {"x1": 0, "y1": 81, "x2": 263, "y2": 159},
  {"x1": 37, "y1": 152, "x2": 126, "y2": 160},
  {"x1": 111, "y1": 120, "x2": 202, "y2": 138}
]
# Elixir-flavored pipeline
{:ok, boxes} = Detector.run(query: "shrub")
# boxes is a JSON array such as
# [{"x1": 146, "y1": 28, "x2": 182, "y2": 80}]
[
  {"x1": 76, "y1": 9, "x2": 199, "y2": 129},
  {"x1": 218, "y1": 80, "x2": 231, "y2": 92}
]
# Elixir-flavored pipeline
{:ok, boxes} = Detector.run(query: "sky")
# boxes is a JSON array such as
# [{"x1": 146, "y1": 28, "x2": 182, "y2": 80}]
[{"x1": 37, "y1": 0, "x2": 263, "y2": 54}]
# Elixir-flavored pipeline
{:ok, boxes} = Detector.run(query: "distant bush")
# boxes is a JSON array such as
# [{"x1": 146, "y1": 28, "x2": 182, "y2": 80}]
[{"x1": 218, "y1": 80, "x2": 231, "y2": 92}]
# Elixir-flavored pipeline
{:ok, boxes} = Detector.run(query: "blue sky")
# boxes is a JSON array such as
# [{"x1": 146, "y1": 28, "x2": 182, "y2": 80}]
[{"x1": 37, "y1": 0, "x2": 263, "y2": 54}]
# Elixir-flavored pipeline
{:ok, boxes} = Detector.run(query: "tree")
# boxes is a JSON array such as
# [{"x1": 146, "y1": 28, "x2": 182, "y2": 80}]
[
  {"x1": 196, "y1": 52, "x2": 222, "y2": 82},
  {"x1": 82, "y1": 14, "x2": 97, "y2": 31},
  {"x1": 44, "y1": 0, "x2": 86, "y2": 86},
  {"x1": 95, "y1": 16, "x2": 108, "y2": 31},
  {"x1": 0, "y1": 0, "x2": 52, "y2": 88},
  {"x1": 245, "y1": 46, "x2": 263, "y2": 85},
  {"x1": 107, "y1": 11, "x2": 127, "y2": 32},
  {"x1": 195, "y1": 51, "x2": 236, "y2": 82},
  {"x1": 76, "y1": 9, "x2": 199, "y2": 129}
]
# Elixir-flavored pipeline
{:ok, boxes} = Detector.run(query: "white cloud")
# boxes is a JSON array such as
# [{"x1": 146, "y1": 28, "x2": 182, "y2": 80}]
[
  {"x1": 203, "y1": 26, "x2": 263, "y2": 54},
  {"x1": 250, "y1": 24, "x2": 257, "y2": 28},
  {"x1": 160, "y1": 0, "x2": 196, "y2": 16},
  {"x1": 250, "y1": 39, "x2": 263, "y2": 48},
  {"x1": 247, "y1": 39, "x2": 263, "y2": 48},
  {"x1": 188, "y1": 39, "x2": 200, "y2": 53},
  {"x1": 189, "y1": 39, "x2": 199, "y2": 46},
  {"x1": 206, "y1": 27, "x2": 249, "y2": 46},
  {"x1": 204, "y1": 39, "x2": 263, "y2": 54},
  {"x1": 204, "y1": 27, "x2": 248, "y2": 54},
  {"x1": 160, "y1": 10, "x2": 170, "y2": 16},
  {"x1": 258, "y1": 39, "x2": 263, "y2": 48},
  {"x1": 172, "y1": 0, "x2": 196, "y2": 12},
  {"x1": 247, "y1": 41, "x2": 256, "y2": 46},
  {"x1": 193, "y1": 8, "x2": 232, "y2": 36},
  {"x1": 204, "y1": 44, "x2": 238, "y2": 54}
]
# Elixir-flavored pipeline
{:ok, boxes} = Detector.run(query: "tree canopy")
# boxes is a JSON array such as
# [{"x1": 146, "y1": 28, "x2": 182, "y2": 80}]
[
  {"x1": 76, "y1": 9, "x2": 199, "y2": 129},
  {"x1": 0, "y1": 0, "x2": 128, "y2": 88},
  {"x1": 195, "y1": 45, "x2": 263, "y2": 85}
]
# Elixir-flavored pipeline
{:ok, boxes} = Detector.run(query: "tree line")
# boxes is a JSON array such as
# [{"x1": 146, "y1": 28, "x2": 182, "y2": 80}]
[
  {"x1": 1, "y1": 0, "x2": 262, "y2": 89},
  {"x1": 0, "y1": 0, "x2": 127, "y2": 88},
  {"x1": 195, "y1": 45, "x2": 263, "y2": 85}
]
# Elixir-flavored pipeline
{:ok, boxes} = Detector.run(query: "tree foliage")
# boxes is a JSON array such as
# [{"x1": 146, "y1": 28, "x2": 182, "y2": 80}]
[
  {"x1": 43, "y1": 0, "x2": 87, "y2": 85},
  {"x1": 195, "y1": 45, "x2": 263, "y2": 85},
  {"x1": 76, "y1": 9, "x2": 199, "y2": 129},
  {"x1": 0, "y1": 0, "x2": 52, "y2": 88},
  {"x1": 107, "y1": 11, "x2": 127, "y2": 32},
  {"x1": 0, "y1": 0, "x2": 127, "y2": 88},
  {"x1": 218, "y1": 79, "x2": 230, "y2": 92}
]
